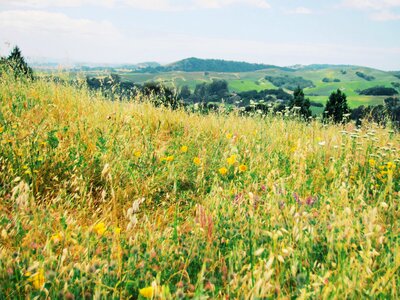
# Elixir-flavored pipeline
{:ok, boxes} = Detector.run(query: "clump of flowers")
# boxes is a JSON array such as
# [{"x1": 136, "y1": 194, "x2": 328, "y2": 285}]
[
  {"x1": 219, "y1": 167, "x2": 228, "y2": 175},
  {"x1": 134, "y1": 150, "x2": 141, "y2": 158},
  {"x1": 161, "y1": 155, "x2": 174, "y2": 162},
  {"x1": 26, "y1": 269, "x2": 45, "y2": 290},
  {"x1": 139, "y1": 286, "x2": 154, "y2": 298},
  {"x1": 226, "y1": 155, "x2": 236, "y2": 166},
  {"x1": 93, "y1": 222, "x2": 107, "y2": 236}
]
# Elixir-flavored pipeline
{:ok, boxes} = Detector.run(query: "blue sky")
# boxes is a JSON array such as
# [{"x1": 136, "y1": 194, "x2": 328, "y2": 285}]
[{"x1": 0, "y1": 0, "x2": 399, "y2": 70}]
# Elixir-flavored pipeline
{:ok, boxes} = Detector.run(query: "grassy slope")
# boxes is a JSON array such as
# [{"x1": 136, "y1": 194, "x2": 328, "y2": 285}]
[
  {"x1": 0, "y1": 75, "x2": 399, "y2": 299},
  {"x1": 119, "y1": 66, "x2": 400, "y2": 109}
]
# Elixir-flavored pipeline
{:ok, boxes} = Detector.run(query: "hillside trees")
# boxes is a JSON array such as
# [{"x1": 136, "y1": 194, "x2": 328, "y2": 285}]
[
  {"x1": 288, "y1": 87, "x2": 312, "y2": 119},
  {"x1": 358, "y1": 86, "x2": 398, "y2": 96},
  {"x1": 324, "y1": 89, "x2": 351, "y2": 123}
]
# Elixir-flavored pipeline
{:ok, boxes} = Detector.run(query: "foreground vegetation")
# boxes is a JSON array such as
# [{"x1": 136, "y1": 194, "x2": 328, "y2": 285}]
[{"x1": 0, "y1": 72, "x2": 399, "y2": 299}]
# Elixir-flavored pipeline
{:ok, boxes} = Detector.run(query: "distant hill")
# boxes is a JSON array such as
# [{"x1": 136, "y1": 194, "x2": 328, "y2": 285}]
[{"x1": 134, "y1": 57, "x2": 292, "y2": 73}]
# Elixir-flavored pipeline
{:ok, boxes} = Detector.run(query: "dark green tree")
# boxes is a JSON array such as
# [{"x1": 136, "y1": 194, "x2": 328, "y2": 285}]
[
  {"x1": 179, "y1": 85, "x2": 191, "y2": 100},
  {"x1": 6, "y1": 46, "x2": 34, "y2": 80},
  {"x1": 289, "y1": 86, "x2": 312, "y2": 119},
  {"x1": 323, "y1": 89, "x2": 351, "y2": 123}
]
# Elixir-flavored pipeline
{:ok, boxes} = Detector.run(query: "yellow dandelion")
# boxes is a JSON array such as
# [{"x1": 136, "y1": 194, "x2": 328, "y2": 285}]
[
  {"x1": 134, "y1": 150, "x2": 141, "y2": 158},
  {"x1": 239, "y1": 165, "x2": 247, "y2": 172},
  {"x1": 0, "y1": 126, "x2": 4, "y2": 134},
  {"x1": 180, "y1": 145, "x2": 188, "y2": 153},
  {"x1": 193, "y1": 157, "x2": 201, "y2": 166},
  {"x1": 369, "y1": 159, "x2": 376, "y2": 166},
  {"x1": 226, "y1": 155, "x2": 236, "y2": 165},
  {"x1": 27, "y1": 269, "x2": 45, "y2": 290},
  {"x1": 226, "y1": 133, "x2": 233, "y2": 139},
  {"x1": 93, "y1": 222, "x2": 107, "y2": 236},
  {"x1": 139, "y1": 286, "x2": 154, "y2": 298},
  {"x1": 219, "y1": 167, "x2": 228, "y2": 175}
]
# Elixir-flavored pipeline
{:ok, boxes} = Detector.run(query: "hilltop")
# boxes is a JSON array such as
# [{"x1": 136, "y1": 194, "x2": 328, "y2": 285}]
[{"x1": 133, "y1": 57, "x2": 292, "y2": 73}]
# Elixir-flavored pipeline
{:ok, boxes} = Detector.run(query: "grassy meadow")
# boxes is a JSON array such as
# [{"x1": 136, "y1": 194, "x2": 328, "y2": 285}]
[{"x1": 0, "y1": 73, "x2": 399, "y2": 299}]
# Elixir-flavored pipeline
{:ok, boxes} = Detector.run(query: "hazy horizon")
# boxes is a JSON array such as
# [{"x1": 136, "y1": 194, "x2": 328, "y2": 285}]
[{"x1": 1, "y1": 0, "x2": 400, "y2": 71}]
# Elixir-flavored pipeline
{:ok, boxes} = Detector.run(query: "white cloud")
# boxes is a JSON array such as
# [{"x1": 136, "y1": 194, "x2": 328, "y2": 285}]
[
  {"x1": 371, "y1": 10, "x2": 400, "y2": 20},
  {"x1": 342, "y1": 0, "x2": 400, "y2": 21},
  {"x1": 0, "y1": 10, "x2": 123, "y2": 60},
  {"x1": 193, "y1": 0, "x2": 270, "y2": 9},
  {"x1": 122, "y1": 0, "x2": 180, "y2": 11},
  {"x1": 0, "y1": 0, "x2": 115, "y2": 8},
  {"x1": 0, "y1": 10, "x2": 121, "y2": 37},
  {"x1": 343, "y1": 0, "x2": 400, "y2": 10},
  {"x1": 285, "y1": 7, "x2": 313, "y2": 15},
  {"x1": 0, "y1": 0, "x2": 271, "y2": 10}
]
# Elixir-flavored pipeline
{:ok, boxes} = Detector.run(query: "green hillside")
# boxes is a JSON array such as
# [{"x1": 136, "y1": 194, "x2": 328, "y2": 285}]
[
  {"x1": 118, "y1": 63, "x2": 399, "y2": 110},
  {"x1": 135, "y1": 57, "x2": 291, "y2": 73}
]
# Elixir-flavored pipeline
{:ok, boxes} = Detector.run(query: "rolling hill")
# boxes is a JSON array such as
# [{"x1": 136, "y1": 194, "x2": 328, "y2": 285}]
[
  {"x1": 116, "y1": 59, "x2": 400, "y2": 113},
  {"x1": 134, "y1": 57, "x2": 292, "y2": 73}
]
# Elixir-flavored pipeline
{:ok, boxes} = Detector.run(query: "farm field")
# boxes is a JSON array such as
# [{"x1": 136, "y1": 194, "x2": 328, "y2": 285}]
[
  {"x1": 0, "y1": 73, "x2": 399, "y2": 299},
  {"x1": 114, "y1": 65, "x2": 400, "y2": 109}
]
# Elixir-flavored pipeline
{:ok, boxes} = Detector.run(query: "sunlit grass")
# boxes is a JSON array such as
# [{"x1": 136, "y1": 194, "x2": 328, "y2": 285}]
[{"x1": 0, "y1": 73, "x2": 399, "y2": 299}]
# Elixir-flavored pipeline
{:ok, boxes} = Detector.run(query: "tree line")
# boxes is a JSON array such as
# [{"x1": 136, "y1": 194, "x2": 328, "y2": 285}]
[{"x1": 2, "y1": 46, "x2": 399, "y2": 129}]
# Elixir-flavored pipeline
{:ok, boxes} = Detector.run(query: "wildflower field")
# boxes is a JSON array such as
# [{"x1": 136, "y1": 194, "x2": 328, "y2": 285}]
[{"x1": 0, "y1": 74, "x2": 399, "y2": 299}]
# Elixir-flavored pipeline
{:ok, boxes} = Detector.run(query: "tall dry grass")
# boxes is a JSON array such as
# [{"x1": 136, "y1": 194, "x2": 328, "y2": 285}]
[{"x1": 0, "y1": 73, "x2": 399, "y2": 299}]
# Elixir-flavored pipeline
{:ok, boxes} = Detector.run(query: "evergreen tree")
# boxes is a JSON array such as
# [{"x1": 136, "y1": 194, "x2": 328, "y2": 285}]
[
  {"x1": 289, "y1": 86, "x2": 312, "y2": 119},
  {"x1": 323, "y1": 89, "x2": 351, "y2": 123},
  {"x1": 6, "y1": 46, "x2": 33, "y2": 80},
  {"x1": 179, "y1": 85, "x2": 191, "y2": 100}
]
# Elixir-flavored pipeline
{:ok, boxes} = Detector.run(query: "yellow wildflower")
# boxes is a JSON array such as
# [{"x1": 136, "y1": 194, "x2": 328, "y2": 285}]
[
  {"x1": 226, "y1": 133, "x2": 233, "y2": 139},
  {"x1": 226, "y1": 155, "x2": 236, "y2": 165},
  {"x1": 50, "y1": 232, "x2": 63, "y2": 244},
  {"x1": 180, "y1": 145, "x2": 188, "y2": 153},
  {"x1": 387, "y1": 162, "x2": 395, "y2": 170},
  {"x1": 27, "y1": 269, "x2": 45, "y2": 290},
  {"x1": 115, "y1": 227, "x2": 121, "y2": 235},
  {"x1": 139, "y1": 286, "x2": 154, "y2": 298},
  {"x1": 239, "y1": 165, "x2": 247, "y2": 172},
  {"x1": 193, "y1": 157, "x2": 201, "y2": 166},
  {"x1": 93, "y1": 222, "x2": 107, "y2": 236},
  {"x1": 0, "y1": 126, "x2": 3, "y2": 134},
  {"x1": 219, "y1": 167, "x2": 228, "y2": 175},
  {"x1": 134, "y1": 150, "x2": 141, "y2": 158},
  {"x1": 369, "y1": 159, "x2": 375, "y2": 166},
  {"x1": 161, "y1": 156, "x2": 174, "y2": 162}
]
